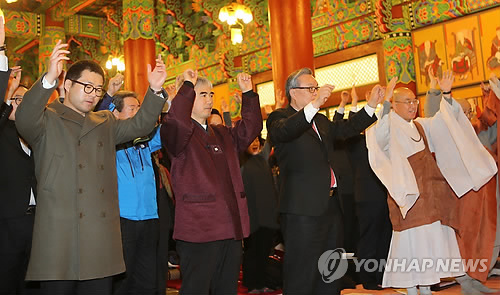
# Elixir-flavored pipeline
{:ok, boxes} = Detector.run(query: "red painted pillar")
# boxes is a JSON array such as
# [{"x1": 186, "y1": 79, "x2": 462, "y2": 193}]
[
  {"x1": 268, "y1": 0, "x2": 315, "y2": 106},
  {"x1": 123, "y1": 0, "x2": 156, "y2": 99}
]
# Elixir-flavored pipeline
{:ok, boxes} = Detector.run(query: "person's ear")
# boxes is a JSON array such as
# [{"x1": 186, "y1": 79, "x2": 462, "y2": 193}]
[{"x1": 64, "y1": 79, "x2": 72, "y2": 94}]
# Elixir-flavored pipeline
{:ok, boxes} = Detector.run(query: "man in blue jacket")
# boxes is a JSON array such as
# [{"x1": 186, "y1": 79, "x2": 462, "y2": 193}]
[{"x1": 106, "y1": 90, "x2": 166, "y2": 295}]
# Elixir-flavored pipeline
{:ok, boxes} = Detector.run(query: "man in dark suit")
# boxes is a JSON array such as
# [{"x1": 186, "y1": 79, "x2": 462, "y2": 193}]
[
  {"x1": 160, "y1": 69, "x2": 262, "y2": 294},
  {"x1": 0, "y1": 76, "x2": 37, "y2": 294},
  {"x1": 266, "y1": 68, "x2": 384, "y2": 294}
]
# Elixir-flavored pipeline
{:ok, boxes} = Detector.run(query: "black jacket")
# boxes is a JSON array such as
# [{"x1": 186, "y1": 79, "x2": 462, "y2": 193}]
[
  {"x1": 0, "y1": 105, "x2": 37, "y2": 218},
  {"x1": 266, "y1": 105, "x2": 377, "y2": 216}
]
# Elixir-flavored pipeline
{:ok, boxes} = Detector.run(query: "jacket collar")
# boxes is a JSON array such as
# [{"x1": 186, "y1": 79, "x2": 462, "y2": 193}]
[{"x1": 48, "y1": 98, "x2": 108, "y2": 139}]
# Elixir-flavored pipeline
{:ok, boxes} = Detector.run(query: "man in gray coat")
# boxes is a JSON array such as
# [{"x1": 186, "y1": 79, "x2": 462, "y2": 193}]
[{"x1": 15, "y1": 40, "x2": 168, "y2": 294}]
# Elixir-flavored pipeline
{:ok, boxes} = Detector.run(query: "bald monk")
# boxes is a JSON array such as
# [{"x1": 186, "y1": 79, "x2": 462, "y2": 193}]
[{"x1": 366, "y1": 70, "x2": 498, "y2": 295}]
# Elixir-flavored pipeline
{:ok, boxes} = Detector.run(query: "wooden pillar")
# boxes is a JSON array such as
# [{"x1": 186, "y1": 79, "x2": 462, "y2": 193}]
[
  {"x1": 268, "y1": 0, "x2": 315, "y2": 106},
  {"x1": 122, "y1": 0, "x2": 156, "y2": 99}
]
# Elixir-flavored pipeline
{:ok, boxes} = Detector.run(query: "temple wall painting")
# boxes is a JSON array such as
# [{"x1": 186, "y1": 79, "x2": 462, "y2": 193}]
[{"x1": 413, "y1": 7, "x2": 500, "y2": 94}]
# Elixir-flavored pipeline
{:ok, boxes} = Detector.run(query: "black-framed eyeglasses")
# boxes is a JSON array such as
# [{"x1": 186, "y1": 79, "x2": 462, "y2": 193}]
[
  {"x1": 291, "y1": 86, "x2": 320, "y2": 93},
  {"x1": 10, "y1": 96, "x2": 23, "y2": 105},
  {"x1": 69, "y1": 79, "x2": 103, "y2": 96}
]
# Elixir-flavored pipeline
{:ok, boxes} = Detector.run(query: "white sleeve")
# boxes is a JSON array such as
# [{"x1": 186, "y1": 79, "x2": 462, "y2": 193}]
[
  {"x1": 0, "y1": 54, "x2": 7, "y2": 72},
  {"x1": 363, "y1": 104, "x2": 376, "y2": 117},
  {"x1": 303, "y1": 102, "x2": 319, "y2": 123},
  {"x1": 41, "y1": 76, "x2": 57, "y2": 89}
]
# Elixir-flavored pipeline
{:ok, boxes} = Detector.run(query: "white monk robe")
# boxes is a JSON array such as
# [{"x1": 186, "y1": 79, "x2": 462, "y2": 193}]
[{"x1": 366, "y1": 97, "x2": 497, "y2": 288}]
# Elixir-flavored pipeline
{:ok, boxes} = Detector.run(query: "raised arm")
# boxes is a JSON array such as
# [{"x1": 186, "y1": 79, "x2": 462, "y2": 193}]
[
  {"x1": 114, "y1": 54, "x2": 167, "y2": 144},
  {"x1": 267, "y1": 84, "x2": 335, "y2": 143},
  {"x1": 230, "y1": 73, "x2": 263, "y2": 152},
  {"x1": 15, "y1": 40, "x2": 68, "y2": 145},
  {"x1": 490, "y1": 73, "x2": 500, "y2": 99},
  {"x1": 329, "y1": 84, "x2": 383, "y2": 141},
  {"x1": 160, "y1": 69, "x2": 198, "y2": 156},
  {"x1": 221, "y1": 98, "x2": 232, "y2": 127},
  {"x1": 333, "y1": 90, "x2": 350, "y2": 122},
  {"x1": 95, "y1": 73, "x2": 124, "y2": 111}
]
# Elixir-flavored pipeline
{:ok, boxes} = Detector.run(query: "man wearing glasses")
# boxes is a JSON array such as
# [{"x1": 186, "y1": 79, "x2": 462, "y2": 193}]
[
  {"x1": 15, "y1": 40, "x2": 167, "y2": 294},
  {"x1": 366, "y1": 71, "x2": 498, "y2": 295},
  {"x1": 266, "y1": 67, "x2": 384, "y2": 294}
]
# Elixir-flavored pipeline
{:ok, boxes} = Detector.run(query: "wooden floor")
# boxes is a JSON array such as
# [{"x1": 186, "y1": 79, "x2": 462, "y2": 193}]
[
  {"x1": 165, "y1": 275, "x2": 500, "y2": 294},
  {"x1": 342, "y1": 275, "x2": 500, "y2": 295}
]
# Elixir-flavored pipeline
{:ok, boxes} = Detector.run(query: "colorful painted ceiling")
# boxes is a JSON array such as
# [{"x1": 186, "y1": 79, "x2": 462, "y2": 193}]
[{"x1": 1, "y1": 0, "x2": 499, "y2": 86}]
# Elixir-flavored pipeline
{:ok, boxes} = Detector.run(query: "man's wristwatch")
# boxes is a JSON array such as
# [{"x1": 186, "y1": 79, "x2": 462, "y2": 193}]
[{"x1": 0, "y1": 45, "x2": 6, "y2": 52}]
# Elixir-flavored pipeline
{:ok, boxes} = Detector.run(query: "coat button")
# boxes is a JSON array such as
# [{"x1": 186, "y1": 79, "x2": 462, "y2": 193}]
[
  {"x1": 101, "y1": 188, "x2": 105, "y2": 193},
  {"x1": 79, "y1": 212, "x2": 84, "y2": 219},
  {"x1": 100, "y1": 165, "x2": 104, "y2": 170},
  {"x1": 101, "y1": 212, "x2": 106, "y2": 218},
  {"x1": 78, "y1": 164, "x2": 84, "y2": 169},
  {"x1": 78, "y1": 188, "x2": 83, "y2": 194},
  {"x1": 98, "y1": 142, "x2": 103, "y2": 147}
]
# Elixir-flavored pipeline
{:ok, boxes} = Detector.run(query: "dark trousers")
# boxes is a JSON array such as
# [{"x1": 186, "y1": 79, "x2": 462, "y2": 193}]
[
  {"x1": 177, "y1": 239, "x2": 242, "y2": 295},
  {"x1": 281, "y1": 195, "x2": 343, "y2": 295},
  {"x1": 156, "y1": 188, "x2": 172, "y2": 295},
  {"x1": 242, "y1": 227, "x2": 276, "y2": 291},
  {"x1": 40, "y1": 277, "x2": 112, "y2": 295},
  {"x1": 0, "y1": 214, "x2": 34, "y2": 295},
  {"x1": 338, "y1": 193, "x2": 359, "y2": 253},
  {"x1": 114, "y1": 218, "x2": 159, "y2": 295},
  {"x1": 355, "y1": 201, "x2": 392, "y2": 286}
]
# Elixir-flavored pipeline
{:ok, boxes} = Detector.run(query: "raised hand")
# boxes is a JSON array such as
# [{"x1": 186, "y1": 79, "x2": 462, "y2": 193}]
[
  {"x1": 340, "y1": 90, "x2": 350, "y2": 107},
  {"x1": 6, "y1": 66, "x2": 21, "y2": 101},
  {"x1": 237, "y1": 72, "x2": 253, "y2": 92},
  {"x1": 480, "y1": 81, "x2": 490, "y2": 98},
  {"x1": 312, "y1": 84, "x2": 335, "y2": 109},
  {"x1": 221, "y1": 99, "x2": 229, "y2": 113},
  {"x1": 385, "y1": 76, "x2": 398, "y2": 102},
  {"x1": 275, "y1": 88, "x2": 286, "y2": 109},
  {"x1": 264, "y1": 104, "x2": 274, "y2": 115},
  {"x1": 147, "y1": 54, "x2": 167, "y2": 92},
  {"x1": 165, "y1": 84, "x2": 176, "y2": 101},
  {"x1": 46, "y1": 40, "x2": 70, "y2": 85},
  {"x1": 428, "y1": 67, "x2": 438, "y2": 90},
  {"x1": 182, "y1": 69, "x2": 198, "y2": 85},
  {"x1": 367, "y1": 84, "x2": 384, "y2": 108},
  {"x1": 438, "y1": 70, "x2": 454, "y2": 93},
  {"x1": 233, "y1": 92, "x2": 242, "y2": 104},
  {"x1": 107, "y1": 73, "x2": 124, "y2": 97},
  {"x1": 351, "y1": 84, "x2": 359, "y2": 105},
  {"x1": 489, "y1": 73, "x2": 500, "y2": 99}
]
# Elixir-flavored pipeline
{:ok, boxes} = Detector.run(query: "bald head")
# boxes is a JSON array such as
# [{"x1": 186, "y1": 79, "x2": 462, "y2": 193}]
[
  {"x1": 392, "y1": 87, "x2": 418, "y2": 121},
  {"x1": 393, "y1": 87, "x2": 415, "y2": 102}
]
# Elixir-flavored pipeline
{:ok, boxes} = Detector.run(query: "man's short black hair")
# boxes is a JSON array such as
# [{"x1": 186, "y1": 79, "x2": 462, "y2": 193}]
[
  {"x1": 65, "y1": 60, "x2": 105, "y2": 83},
  {"x1": 112, "y1": 90, "x2": 139, "y2": 112}
]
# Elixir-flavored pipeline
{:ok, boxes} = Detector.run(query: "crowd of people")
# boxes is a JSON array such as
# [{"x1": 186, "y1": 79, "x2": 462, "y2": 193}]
[{"x1": 3, "y1": 13, "x2": 500, "y2": 295}]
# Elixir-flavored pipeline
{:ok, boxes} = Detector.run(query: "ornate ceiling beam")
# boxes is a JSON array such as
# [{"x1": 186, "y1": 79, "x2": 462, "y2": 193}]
[
  {"x1": 15, "y1": 38, "x2": 39, "y2": 54},
  {"x1": 68, "y1": 0, "x2": 99, "y2": 13},
  {"x1": 3, "y1": 9, "x2": 41, "y2": 39},
  {"x1": 33, "y1": 0, "x2": 64, "y2": 14}
]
